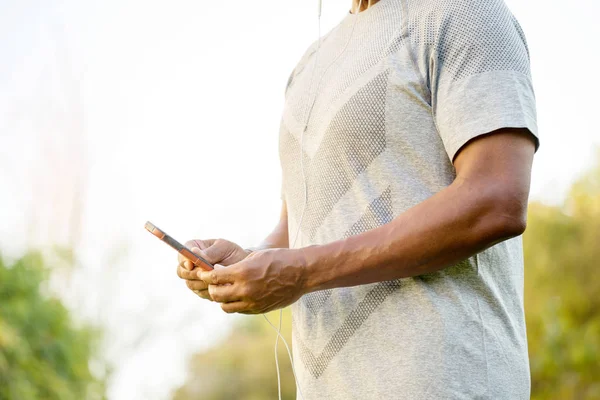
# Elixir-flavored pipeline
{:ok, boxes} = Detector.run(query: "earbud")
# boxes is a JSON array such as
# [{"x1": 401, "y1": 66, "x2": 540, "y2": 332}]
[{"x1": 318, "y1": 0, "x2": 322, "y2": 18}]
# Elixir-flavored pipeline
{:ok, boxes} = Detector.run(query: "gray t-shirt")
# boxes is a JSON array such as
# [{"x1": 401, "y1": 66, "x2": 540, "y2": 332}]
[{"x1": 279, "y1": 0, "x2": 538, "y2": 398}]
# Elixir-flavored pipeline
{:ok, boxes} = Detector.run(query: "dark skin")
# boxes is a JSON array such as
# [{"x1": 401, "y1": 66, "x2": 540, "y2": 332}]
[
  {"x1": 177, "y1": 204, "x2": 289, "y2": 300},
  {"x1": 175, "y1": 1, "x2": 383, "y2": 298},
  {"x1": 178, "y1": 128, "x2": 536, "y2": 314}
]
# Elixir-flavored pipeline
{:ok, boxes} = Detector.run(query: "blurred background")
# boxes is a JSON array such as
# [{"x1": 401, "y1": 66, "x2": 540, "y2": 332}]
[{"x1": 0, "y1": 0, "x2": 598, "y2": 399}]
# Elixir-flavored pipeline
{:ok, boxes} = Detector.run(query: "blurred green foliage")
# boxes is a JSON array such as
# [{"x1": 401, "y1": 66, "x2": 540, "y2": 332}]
[
  {"x1": 525, "y1": 158, "x2": 600, "y2": 400},
  {"x1": 174, "y1": 157, "x2": 600, "y2": 400},
  {"x1": 172, "y1": 310, "x2": 297, "y2": 400},
  {"x1": 0, "y1": 253, "x2": 105, "y2": 400}
]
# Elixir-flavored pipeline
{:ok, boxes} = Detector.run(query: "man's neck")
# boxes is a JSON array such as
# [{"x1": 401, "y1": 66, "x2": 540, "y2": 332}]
[{"x1": 351, "y1": 0, "x2": 380, "y2": 14}]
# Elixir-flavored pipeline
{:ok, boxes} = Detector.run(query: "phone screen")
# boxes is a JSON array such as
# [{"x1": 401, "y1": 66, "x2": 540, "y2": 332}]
[{"x1": 145, "y1": 221, "x2": 214, "y2": 271}]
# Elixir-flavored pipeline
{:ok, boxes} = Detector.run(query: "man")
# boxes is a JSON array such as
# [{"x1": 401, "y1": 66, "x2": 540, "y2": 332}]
[{"x1": 177, "y1": 0, "x2": 538, "y2": 398}]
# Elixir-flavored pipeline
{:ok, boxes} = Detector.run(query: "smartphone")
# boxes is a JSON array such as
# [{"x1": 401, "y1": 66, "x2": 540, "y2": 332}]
[{"x1": 145, "y1": 221, "x2": 214, "y2": 271}]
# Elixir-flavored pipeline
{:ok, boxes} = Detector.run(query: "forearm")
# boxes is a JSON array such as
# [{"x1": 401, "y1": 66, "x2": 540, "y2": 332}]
[{"x1": 300, "y1": 176, "x2": 527, "y2": 292}]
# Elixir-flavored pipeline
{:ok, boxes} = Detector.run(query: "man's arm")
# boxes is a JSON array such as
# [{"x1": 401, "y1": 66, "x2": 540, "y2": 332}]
[
  {"x1": 302, "y1": 128, "x2": 534, "y2": 292},
  {"x1": 201, "y1": 128, "x2": 536, "y2": 313},
  {"x1": 176, "y1": 201, "x2": 289, "y2": 300}
]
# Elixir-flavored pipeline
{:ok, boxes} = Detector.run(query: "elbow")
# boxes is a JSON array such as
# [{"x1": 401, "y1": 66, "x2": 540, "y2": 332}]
[
  {"x1": 495, "y1": 209, "x2": 527, "y2": 239},
  {"x1": 477, "y1": 186, "x2": 529, "y2": 243}
]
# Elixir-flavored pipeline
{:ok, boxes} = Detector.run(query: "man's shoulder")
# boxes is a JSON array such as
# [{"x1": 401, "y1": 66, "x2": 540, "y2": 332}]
[
  {"x1": 404, "y1": 0, "x2": 511, "y2": 23},
  {"x1": 403, "y1": 0, "x2": 520, "y2": 51}
]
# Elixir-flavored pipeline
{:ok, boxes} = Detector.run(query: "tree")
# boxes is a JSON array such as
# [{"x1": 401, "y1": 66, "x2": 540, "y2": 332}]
[{"x1": 0, "y1": 253, "x2": 106, "y2": 400}]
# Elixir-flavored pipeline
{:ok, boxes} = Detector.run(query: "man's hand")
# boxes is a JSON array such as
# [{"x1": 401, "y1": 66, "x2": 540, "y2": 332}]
[
  {"x1": 176, "y1": 239, "x2": 250, "y2": 300},
  {"x1": 199, "y1": 248, "x2": 307, "y2": 314}
]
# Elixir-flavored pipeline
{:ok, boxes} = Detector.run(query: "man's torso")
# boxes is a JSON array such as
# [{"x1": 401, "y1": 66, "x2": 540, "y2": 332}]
[{"x1": 279, "y1": 0, "x2": 533, "y2": 398}]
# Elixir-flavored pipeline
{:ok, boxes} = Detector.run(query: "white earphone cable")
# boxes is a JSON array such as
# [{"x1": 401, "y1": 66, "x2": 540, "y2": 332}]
[{"x1": 264, "y1": 1, "x2": 363, "y2": 399}]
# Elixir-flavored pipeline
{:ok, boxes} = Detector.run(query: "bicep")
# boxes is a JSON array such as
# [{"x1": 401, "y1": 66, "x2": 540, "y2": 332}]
[{"x1": 454, "y1": 128, "x2": 536, "y2": 219}]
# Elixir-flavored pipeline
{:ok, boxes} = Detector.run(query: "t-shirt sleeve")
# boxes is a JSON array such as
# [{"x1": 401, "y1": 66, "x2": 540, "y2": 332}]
[{"x1": 422, "y1": 0, "x2": 539, "y2": 161}]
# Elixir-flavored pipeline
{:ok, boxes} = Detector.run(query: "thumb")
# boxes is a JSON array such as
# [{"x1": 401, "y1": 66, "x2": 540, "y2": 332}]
[
  {"x1": 182, "y1": 247, "x2": 200, "y2": 271},
  {"x1": 182, "y1": 247, "x2": 204, "y2": 271},
  {"x1": 201, "y1": 239, "x2": 235, "y2": 266},
  {"x1": 181, "y1": 239, "x2": 214, "y2": 269}
]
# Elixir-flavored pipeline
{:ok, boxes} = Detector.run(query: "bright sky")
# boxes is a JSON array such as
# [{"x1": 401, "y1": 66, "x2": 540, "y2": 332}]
[{"x1": 1, "y1": 0, "x2": 599, "y2": 399}]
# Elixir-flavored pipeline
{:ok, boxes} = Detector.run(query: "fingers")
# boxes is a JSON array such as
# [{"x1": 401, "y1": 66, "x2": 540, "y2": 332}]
[
  {"x1": 179, "y1": 238, "x2": 247, "y2": 270},
  {"x1": 187, "y1": 239, "x2": 215, "y2": 251},
  {"x1": 185, "y1": 279, "x2": 208, "y2": 291},
  {"x1": 177, "y1": 261, "x2": 213, "y2": 301},
  {"x1": 179, "y1": 240, "x2": 216, "y2": 270},
  {"x1": 193, "y1": 289, "x2": 213, "y2": 301},
  {"x1": 200, "y1": 268, "x2": 235, "y2": 286},
  {"x1": 177, "y1": 265, "x2": 202, "y2": 280},
  {"x1": 201, "y1": 239, "x2": 239, "y2": 266},
  {"x1": 179, "y1": 267, "x2": 210, "y2": 297},
  {"x1": 183, "y1": 247, "x2": 207, "y2": 271},
  {"x1": 220, "y1": 301, "x2": 250, "y2": 314},
  {"x1": 208, "y1": 283, "x2": 242, "y2": 303}
]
